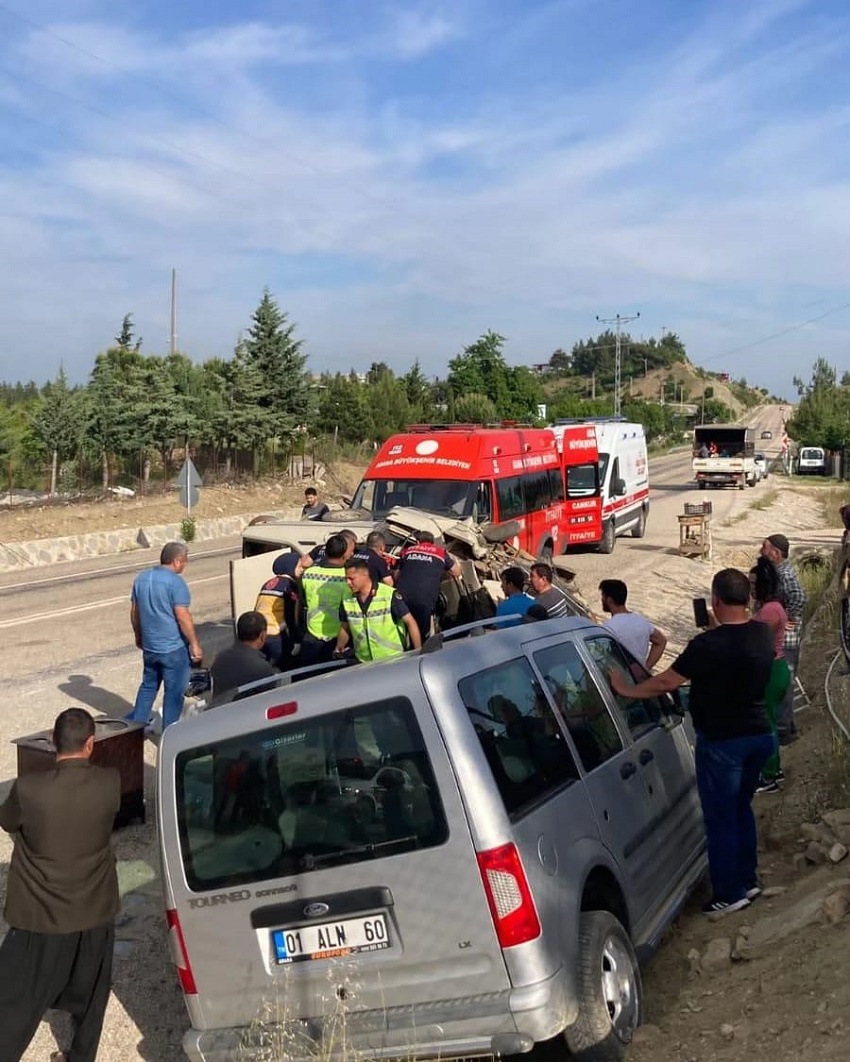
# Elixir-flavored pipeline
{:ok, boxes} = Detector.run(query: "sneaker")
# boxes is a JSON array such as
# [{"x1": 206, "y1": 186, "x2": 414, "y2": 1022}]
[
  {"x1": 775, "y1": 769, "x2": 785, "y2": 783},
  {"x1": 755, "y1": 778, "x2": 781, "y2": 795},
  {"x1": 746, "y1": 885, "x2": 762, "y2": 901},
  {"x1": 702, "y1": 897, "x2": 751, "y2": 916}
]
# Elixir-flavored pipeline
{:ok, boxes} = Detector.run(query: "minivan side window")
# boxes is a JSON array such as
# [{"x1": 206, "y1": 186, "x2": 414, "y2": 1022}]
[
  {"x1": 474, "y1": 481, "x2": 493, "y2": 524},
  {"x1": 583, "y1": 634, "x2": 671, "y2": 737},
  {"x1": 548, "y1": 467, "x2": 566, "y2": 504},
  {"x1": 532, "y1": 642, "x2": 624, "y2": 772},
  {"x1": 458, "y1": 657, "x2": 579, "y2": 818},
  {"x1": 175, "y1": 697, "x2": 448, "y2": 891},
  {"x1": 495, "y1": 475, "x2": 524, "y2": 521},
  {"x1": 521, "y1": 470, "x2": 551, "y2": 512}
]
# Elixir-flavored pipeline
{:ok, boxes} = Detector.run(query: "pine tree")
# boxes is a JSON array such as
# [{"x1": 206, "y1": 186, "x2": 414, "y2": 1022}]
[
  {"x1": 237, "y1": 290, "x2": 313, "y2": 439},
  {"x1": 31, "y1": 367, "x2": 83, "y2": 495}
]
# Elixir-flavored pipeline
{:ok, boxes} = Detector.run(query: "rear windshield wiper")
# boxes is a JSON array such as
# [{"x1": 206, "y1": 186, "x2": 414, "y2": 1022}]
[{"x1": 301, "y1": 835, "x2": 419, "y2": 869}]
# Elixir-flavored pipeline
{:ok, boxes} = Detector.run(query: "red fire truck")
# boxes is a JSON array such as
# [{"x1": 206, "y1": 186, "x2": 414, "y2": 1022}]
[{"x1": 349, "y1": 423, "x2": 602, "y2": 557}]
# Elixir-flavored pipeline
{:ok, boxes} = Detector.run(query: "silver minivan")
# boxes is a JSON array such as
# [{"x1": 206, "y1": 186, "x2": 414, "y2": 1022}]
[{"x1": 158, "y1": 616, "x2": 706, "y2": 1062}]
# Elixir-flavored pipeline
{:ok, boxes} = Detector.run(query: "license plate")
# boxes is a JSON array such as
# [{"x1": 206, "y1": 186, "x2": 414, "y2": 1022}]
[{"x1": 272, "y1": 914, "x2": 390, "y2": 964}]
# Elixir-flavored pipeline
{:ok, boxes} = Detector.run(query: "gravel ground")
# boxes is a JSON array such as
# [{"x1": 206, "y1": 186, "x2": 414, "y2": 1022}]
[{"x1": 1, "y1": 475, "x2": 844, "y2": 1060}]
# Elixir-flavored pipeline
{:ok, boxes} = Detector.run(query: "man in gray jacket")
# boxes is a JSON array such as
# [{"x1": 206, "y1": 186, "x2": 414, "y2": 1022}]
[{"x1": 0, "y1": 707, "x2": 120, "y2": 1062}]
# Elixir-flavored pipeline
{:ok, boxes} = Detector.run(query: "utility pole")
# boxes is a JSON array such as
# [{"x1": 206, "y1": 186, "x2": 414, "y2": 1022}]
[
  {"x1": 597, "y1": 311, "x2": 640, "y2": 417},
  {"x1": 701, "y1": 391, "x2": 706, "y2": 423},
  {"x1": 591, "y1": 371, "x2": 596, "y2": 401},
  {"x1": 170, "y1": 268, "x2": 178, "y2": 356}
]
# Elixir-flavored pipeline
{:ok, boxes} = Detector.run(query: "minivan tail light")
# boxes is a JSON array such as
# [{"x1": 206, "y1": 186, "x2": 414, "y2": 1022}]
[
  {"x1": 476, "y1": 843, "x2": 541, "y2": 948},
  {"x1": 266, "y1": 701, "x2": 297, "y2": 720},
  {"x1": 166, "y1": 909, "x2": 198, "y2": 995}
]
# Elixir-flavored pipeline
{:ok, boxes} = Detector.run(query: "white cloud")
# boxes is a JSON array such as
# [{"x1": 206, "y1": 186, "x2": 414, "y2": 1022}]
[
  {"x1": 0, "y1": 0, "x2": 847, "y2": 396},
  {"x1": 383, "y1": 8, "x2": 461, "y2": 58}
]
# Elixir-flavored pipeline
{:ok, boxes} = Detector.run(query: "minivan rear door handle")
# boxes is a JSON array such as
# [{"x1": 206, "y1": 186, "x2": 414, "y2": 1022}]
[
  {"x1": 620, "y1": 761, "x2": 637, "y2": 779},
  {"x1": 639, "y1": 749, "x2": 654, "y2": 766}
]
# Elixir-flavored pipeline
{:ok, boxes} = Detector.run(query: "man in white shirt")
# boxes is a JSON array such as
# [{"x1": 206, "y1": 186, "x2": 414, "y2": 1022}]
[{"x1": 599, "y1": 579, "x2": 667, "y2": 670}]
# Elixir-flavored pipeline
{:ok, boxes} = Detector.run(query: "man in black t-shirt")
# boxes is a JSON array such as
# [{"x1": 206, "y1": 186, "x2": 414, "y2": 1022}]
[
  {"x1": 393, "y1": 531, "x2": 462, "y2": 639},
  {"x1": 610, "y1": 568, "x2": 774, "y2": 917},
  {"x1": 210, "y1": 611, "x2": 277, "y2": 706},
  {"x1": 301, "y1": 487, "x2": 330, "y2": 521}
]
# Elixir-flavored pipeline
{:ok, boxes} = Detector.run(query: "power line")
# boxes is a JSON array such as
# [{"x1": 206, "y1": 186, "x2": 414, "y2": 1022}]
[
  {"x1": 700, "y1": 300, "x2": 850, "y2": 364},
  {"x1": 596, "y1": 312, "x2": 639, "y2": 417}
]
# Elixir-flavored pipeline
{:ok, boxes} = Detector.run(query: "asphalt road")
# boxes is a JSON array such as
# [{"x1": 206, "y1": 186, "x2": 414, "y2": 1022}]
[{"x1": 1, "y1": 405, "x2": 787, "y2": 705}]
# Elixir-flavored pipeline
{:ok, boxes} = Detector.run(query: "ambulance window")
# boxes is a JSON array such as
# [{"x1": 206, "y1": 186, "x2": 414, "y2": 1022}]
[{"x1": 495, "y1": 476, "x2": 524, "y2": 520}]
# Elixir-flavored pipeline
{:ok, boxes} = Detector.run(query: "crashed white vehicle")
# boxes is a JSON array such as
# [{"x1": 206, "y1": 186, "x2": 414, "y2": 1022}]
[{"x1": 232, "y1": 507, "x2": 593, "y2": 632}]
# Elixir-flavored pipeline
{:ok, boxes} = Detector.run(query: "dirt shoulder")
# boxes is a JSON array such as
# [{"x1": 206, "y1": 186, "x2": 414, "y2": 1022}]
[
  {"x1": 0, "y1": 463, "x2": 364, "y2": 543},
  {"x1": 629, "y1": 480, "x2": 850, "y2": 1062}
]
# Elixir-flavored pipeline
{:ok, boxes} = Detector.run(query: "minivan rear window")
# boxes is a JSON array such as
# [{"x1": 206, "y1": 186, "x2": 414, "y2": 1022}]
[{"x1": 176, "y1": 697, "x2": 448, "y2": 892}]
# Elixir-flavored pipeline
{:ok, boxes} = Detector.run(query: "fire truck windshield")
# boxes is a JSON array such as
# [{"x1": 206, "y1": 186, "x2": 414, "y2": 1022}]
[
  {"x1": 351, "y1": 478, "x2": 475, "y2": 518},
  {"x1": 566, "y1": 463, "x2": 598, "y2": 498}
]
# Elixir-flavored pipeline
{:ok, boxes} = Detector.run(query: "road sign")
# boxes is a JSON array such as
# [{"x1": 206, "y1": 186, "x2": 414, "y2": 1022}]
[
  {"x1": 173, "y1": 457, "x2": 202, "y2": 514},
  {"x1": 179, "y1": 485, "x2": 200, "y2": 509},
  {"x1": 172, "y1": 457, "x2": 202, "y2": 489}
]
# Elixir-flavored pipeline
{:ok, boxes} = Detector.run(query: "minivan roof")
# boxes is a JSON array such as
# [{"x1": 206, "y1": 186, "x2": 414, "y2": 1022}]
[{"x1": 163, "y1": 615, "x2": 599, "y2": 752}]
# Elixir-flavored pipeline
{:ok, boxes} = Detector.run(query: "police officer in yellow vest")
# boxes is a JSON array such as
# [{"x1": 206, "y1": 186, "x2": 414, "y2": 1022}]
[
  {"x1": 300, "y1": 533, "x2": 352, "y2": 667},
  {"x1": 335, "y1": 558, "x2": 422, "y2": 663}
]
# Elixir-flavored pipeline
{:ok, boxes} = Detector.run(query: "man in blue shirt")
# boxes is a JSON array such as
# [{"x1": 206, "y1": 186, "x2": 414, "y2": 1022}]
[
  {"x1": 127, "y1": 542, "x2": 202, "y2": 729},
  {"x1": 495, "y1": 567, "x2": 534, "y2": 626}
]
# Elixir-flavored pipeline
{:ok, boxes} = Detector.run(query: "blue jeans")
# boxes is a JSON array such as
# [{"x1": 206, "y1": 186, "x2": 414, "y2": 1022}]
[
  {"x1": 129, "y1": 647, "x2": 191, "y2": 729},
  {"x1": 695, "y1": 731, "x2": 774, "y2": 902}
]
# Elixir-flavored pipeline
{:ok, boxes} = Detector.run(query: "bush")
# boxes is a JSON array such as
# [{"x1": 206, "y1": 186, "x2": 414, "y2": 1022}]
[{"x1": 180, "y1": 516, "x2": 197, "y2": 542}]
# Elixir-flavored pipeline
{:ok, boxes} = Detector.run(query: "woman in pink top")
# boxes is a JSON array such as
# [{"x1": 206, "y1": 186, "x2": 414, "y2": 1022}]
[{"x1": 750, "y1": 557, "x2": 790, "y2": 792}]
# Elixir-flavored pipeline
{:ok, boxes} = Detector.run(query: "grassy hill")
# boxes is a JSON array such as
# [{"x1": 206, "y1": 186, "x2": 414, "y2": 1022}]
[{"x1": 541, "y1": 352, "x2": 770, "y2": 422}]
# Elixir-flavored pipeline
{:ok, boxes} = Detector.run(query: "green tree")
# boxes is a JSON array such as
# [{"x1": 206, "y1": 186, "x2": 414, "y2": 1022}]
[
  {"x1": 235, "y1": 290, "x2": 313, "y2": 470},
  {"x1": 453, "y1": 392, "x2": 498, "y2": 424},
  {"x1": 115, "y1": 314, "x2": 142, "y2": 352},
  {"x1": 788, "y1": 358, "x2": 850, "y2": 448},
  {"x1": 402, "y1": 360, "x2": 434, "y2": 419},
  {"x1": 31, "y1": 368, "x2": 84, "y2": 495},
  {"x1": 448, "y1": 331, "x2": 513, "y2": 413},
  {"x1": 364, "y1": 368, "x2": 412, "y2": 442},
  {"x1": 315, "y1": 373, "x2": 372, "y2": 443},
  {"x1": 87, "y1": 347, "x2": 147, "y2": 489}
]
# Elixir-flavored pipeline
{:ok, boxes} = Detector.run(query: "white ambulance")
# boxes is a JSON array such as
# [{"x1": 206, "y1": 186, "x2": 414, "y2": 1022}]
[{"x1": 592, "y1": 420, "x2": 650, "y2": 553}]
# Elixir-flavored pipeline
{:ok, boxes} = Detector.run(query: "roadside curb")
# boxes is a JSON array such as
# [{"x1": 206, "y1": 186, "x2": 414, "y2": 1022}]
[{"x1": 0, "y1": 506, "x2": 302, "y2": 574}]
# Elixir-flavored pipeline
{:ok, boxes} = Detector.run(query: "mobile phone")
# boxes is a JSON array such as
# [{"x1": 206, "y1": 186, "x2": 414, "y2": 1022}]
[{"x1": 692, "y1": 597, "x2": 710, "y2": 628}]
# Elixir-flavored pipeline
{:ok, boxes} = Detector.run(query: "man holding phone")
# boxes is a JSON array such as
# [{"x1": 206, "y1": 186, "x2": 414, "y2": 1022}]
[{"x1": 610, "y1": 568, "x2": 774, "y2": 916}]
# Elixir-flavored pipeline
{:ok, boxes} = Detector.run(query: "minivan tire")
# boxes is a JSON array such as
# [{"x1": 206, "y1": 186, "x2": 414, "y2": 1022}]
[
  {"x1": 631, "y1": 507, "x2": 647, "y2": 539},
  {"x1": 598, "y1": 520, "x2": 616, "y2": 554},
  {"x1": 564, "y1": 910, "x2": 642, "y2": 1061}
]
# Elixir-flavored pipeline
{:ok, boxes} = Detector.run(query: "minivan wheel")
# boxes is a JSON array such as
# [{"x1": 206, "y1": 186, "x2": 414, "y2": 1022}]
[
  {"x1": 564, "y1": 911, "x2": 642, "y2": 1061},
  {"x1": 598, "y1": 520, "x2": 616, "y2": 555}
]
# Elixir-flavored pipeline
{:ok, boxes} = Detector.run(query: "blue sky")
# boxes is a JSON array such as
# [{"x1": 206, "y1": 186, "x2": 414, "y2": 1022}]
[{"x1": 0, "y1": 0, "x2": 848, "y2": 398}]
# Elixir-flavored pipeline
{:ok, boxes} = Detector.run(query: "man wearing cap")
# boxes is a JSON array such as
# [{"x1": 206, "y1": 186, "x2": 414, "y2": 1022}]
[{"x1": 761, "y1": 534, "x2": 806, "y2": 744}]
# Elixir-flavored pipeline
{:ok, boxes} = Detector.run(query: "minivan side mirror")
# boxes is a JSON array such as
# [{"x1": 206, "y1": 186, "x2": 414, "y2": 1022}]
[{"x1": 613, "y1": 478, "x2": 627, "y2": 497}]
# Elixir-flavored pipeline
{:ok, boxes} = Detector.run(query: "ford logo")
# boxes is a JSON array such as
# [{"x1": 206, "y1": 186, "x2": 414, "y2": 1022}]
[{"x1": 303, "y1": 902, "x2": 330, "y2": 918}]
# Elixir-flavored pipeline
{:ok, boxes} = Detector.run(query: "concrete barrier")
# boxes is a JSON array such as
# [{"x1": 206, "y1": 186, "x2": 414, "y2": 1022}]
[{"x1": 0, "y1": 507, "x2": 303, "y2": 574}]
